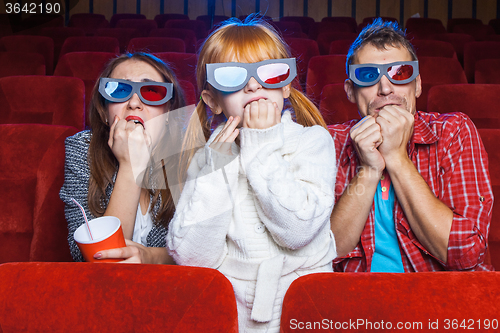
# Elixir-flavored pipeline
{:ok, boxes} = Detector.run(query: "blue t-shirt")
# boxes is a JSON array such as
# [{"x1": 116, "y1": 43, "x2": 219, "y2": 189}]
[{"x1": 371, "y1": 176, "x2": 404, "y2": 272}]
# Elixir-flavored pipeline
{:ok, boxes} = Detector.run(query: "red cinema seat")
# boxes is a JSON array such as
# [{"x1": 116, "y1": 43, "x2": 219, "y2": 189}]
[
  {"x1": 306, "y1": 55, "x2": 347, "y2": 105},
  {"x1": 0, "y1": 52, "x2": 45, "y2": 77},
  {"x1": 110, "y1": 13, "x2": 146, "y2": 28},
  {"x1": 405, "y1": 18, "x2": 447, "y2": 39},
  {"x1": 272, "y1": 21, "x2": 307, "y2": 38},
  {"x1": 154, "y1": 13, "x2": 189, "y2": 28},
  {"x1": 475, "y1": 59, "x2": 500, "y2": 83},
  {"x1": 95, "y1": 28, "x2": 141, "y2": 53},
  {"x1": 127, "y1": 37, "x2": 185, "y2": 53},
  {"x1": 321, "y1": 17, "x2": 358, "y2": 32},
  {"x1": 0, "y1": 263, "x2": 239, "y2": 332},
  {"x1": 431, "y1": 33, "x2": 474, "y2": 66},
  {"x1": 448, "y1": 18, "x2": 483, "y2": 33},
  {"x1": 68, "y1": 13, "x2": 110, "y2": 36},
  {"x1": 178, "y1": 79, "x2": 197, "y2": 106},
  {"x1": 0, "y1": 125, "x2": 78, "y2": 263},
  {"x1": 328, "y1": 39, "x2": 354, "y2": 55},
  {"x1": 149, "y1": 28, "x2": 197, "y2": 53},
  {"x1": 54, "y1": 52, "x2": 117, "y2": 126},
  {"x1": 0, "y1": 76, "x2": 85, "y2": 130},
  {"x1": 454, "y1": 24, "x2": 496, "y2": 41},
  {"x1": 317, "y1": 32, "x2": 357, "y2": 55},
  {"x1": 464, "y1": 41, "x2": 500, "y2": 83},
  {"x1": 280, "y1": 16, "x2": 315, "y2": 35},
  {"x1": 196, "y1": 15, "x2": 230, "y2": 30},
  {"x1": 478, "y1": 128, "x2": 500, "y2": 270},
  {"x1": 59, "y1": 36, "x2": 120, "y2": 59},
  {"x1": 164, "y1": 19, "x2": 208, "y2": 40},
  {"x1": 309, "y1": 21, "x2": 352, "y2": 40},
  {"x1": 412, "y1": 40, "x2": 457, "y2": 59},
  {"x1": 319, "y1": 83, "x2": 359, "y2": 125},
  {"x1": 38, "y1": 27, "x2": 85, "y2": 67},
  {"x1": 417, "y1": 56, "x2": 467, "y2": 111},
  {"x1": 115, "y1": 19, "x2": 158, "y2": 38},
  {"x1": 0, "y1": 35, "x2": 54, "y2": 74},
  {"x1": 427, "y1": 84, "x2": 500, "y2": 129},
  {"x1": 19, "y1": 14, "x2": 64, "y2": 34},
  {"x1": 280, "y1": 272, "x2": 500, "y2": 333},
  {"x1": 155, "y1": 52, "x2": 198, "y2": 91},
  {"x1": 285, "y1": 37, "x2": 320, "y2": 90}
]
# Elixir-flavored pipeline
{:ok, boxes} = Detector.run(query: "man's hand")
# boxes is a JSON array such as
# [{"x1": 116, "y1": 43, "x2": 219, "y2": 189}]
[
  {"x1": 376, "y1": 105, "x2": 414, "y2": 169},
  {"x1": 350, "y1": 115, "x2": 385, "y2": 178}
]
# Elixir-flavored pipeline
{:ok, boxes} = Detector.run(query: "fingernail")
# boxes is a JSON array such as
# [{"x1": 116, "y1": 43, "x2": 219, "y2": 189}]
[{"x1": 94, "y1": 252, "x2": 102, "y2": 259}]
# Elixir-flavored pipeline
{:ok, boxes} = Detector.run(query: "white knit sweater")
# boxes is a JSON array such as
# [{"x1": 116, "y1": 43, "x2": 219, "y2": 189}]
[{"x1": 167, "y1": 111, "x2": 337, "y2": 331}]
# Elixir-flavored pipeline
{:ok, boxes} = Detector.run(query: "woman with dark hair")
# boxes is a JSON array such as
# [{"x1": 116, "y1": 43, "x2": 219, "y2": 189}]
[{"x1": 60, "y1": 52, "x2": 186, "y2": 263}]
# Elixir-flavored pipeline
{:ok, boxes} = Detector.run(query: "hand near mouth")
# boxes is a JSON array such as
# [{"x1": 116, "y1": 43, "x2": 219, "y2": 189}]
[{"x1": 242, "y1": 98, "x2": 281, "y2": 129}]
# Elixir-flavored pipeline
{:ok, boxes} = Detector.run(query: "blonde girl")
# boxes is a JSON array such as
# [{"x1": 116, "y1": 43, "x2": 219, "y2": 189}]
[{"x1": 167, "y1": 17, "x2": 337, "y2": 332}]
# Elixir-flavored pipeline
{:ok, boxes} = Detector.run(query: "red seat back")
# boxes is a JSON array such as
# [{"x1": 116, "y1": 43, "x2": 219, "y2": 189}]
[
  {"x1": 149, "y1": 28, "x2": 197, "y2": 53},
  {"x1": 464, "y1": 41, "x2": 500, "y2": 83},
  {"x1": 68, "y1": 13, "x2": 110, "y2": 36},
  {"x1": 0, "y1": 125, "x2": 78, "y2": 263},
  {"x1": 0, "y1": 35, "x2": 54, "y2": 74},
  {"x1": 306, "y1": 55, "x2": 347, "y2": 105},
  {"x1": 285, "y1": 37, "x2": 320, "y2": 90},
  {"x1": 110, "y1": 13, "x2": 146, "y2": 28},
  {"x1": 95, "y1": 28, "x2": 141, "y2": 53},
  {"x1": 127, "y1": 37, "x2": 185, "y2": 53},
  {"x1": 115, "y1": 19, "x2": 158, "y2": 38},
  {"x1": 0, "y1": 52, "x2": 45, "y2": 77},
  {"x1": 319, "y1": 83, "x2": 359, "y2": 125},
  {"x1": 155, "y1": 52, "x2": 198, "y2": 91},
  {"x1": 164, "y1": 19, "x2": 208, "y2": 40},
  {"x1": 475, "y1": 58, "x2": 500, "y2": 83},
  {"x1": 412, "y1": 39, "x2": 457, "y2": 59},
  {"x1": 154, "y1": 13, "x2": 189, "y2": 28},
  {"x1": 60, "y1": 36, "x2": 120, "y2": 59}
]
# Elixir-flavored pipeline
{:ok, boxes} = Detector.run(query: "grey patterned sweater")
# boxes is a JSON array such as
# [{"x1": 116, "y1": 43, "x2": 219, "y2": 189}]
[{"x1": 59, "y1": 130, "x2": 167, "y2": 262}]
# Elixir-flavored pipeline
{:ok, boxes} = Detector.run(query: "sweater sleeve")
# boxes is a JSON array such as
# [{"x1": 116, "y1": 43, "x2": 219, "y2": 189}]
[
  {"x1": 239, "y1": 114, "x2": 337, "y2": 250},
  {"x1": 59, "y1": 131, "x2": 93, "y2": 262},
  {"x1": 166, "y1": 142, "x2": 240, "y2": 268}
]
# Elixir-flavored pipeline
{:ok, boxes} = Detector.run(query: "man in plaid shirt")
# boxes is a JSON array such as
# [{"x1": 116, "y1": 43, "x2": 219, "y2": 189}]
[{"x1": 329, "y1": 18, "x2": 493, "y2": 272}]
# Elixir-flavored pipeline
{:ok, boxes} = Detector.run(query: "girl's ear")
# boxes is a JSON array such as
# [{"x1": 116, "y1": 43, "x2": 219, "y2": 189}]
[
  {"x1": 201, "y1": 89, "x2": 222, "y2": 114},
  {"x1": 282, "y1": 84, "x2": 291, "y2": 98}
]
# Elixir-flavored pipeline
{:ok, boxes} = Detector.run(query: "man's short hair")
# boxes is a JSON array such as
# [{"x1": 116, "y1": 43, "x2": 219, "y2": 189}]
[{"x1": 346, "y1": 18, "x2": 417, "y2": 75}]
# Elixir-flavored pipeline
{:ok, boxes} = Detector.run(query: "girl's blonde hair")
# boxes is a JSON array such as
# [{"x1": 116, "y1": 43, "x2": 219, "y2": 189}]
[
  {"x1": 180, "y1": 16, "x2": 326, "y2": 181},
  {"x1": 87, "y1": 52, "x2": 186, "y2": 227}
]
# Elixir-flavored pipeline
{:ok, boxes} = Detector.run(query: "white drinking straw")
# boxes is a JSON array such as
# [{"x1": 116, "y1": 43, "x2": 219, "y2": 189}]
[{"x1": 71, "y1": 198, "x2": 94, "y2": 240}]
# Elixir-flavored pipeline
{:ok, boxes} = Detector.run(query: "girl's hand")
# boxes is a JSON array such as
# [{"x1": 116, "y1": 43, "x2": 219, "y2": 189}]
[
  {"x1": 93, "y1": 239, "x2": 150, "y2": 263},
  {"x1": 209, "y1": 116, "x2": 240, "y2": 155},
  {"x1": 108, "y1": 116, "x2": 152, "y2": 173},
  {"x1": 242, "y1": 99, "x2": 281, "y2": 129}
]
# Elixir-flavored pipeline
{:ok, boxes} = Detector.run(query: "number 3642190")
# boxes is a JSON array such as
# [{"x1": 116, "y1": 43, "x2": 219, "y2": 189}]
[{"x1": 5, "y1": 3, "x2": 61, "y2": 14}]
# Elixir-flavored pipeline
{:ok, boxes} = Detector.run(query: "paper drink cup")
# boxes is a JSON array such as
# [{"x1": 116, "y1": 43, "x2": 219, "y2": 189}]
[{"x1": 74, "y1": 216, "x2": 126, "y2": 263}]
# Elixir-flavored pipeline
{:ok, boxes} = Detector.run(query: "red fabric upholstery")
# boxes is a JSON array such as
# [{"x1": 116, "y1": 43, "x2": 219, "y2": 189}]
[
  {"x1": 54, "y1": 52, "x2": 117, "y2": 126},
  {"x1": 68, "y1": 13, "x2": 110, "y2": 36},
  {"x1": 285, "y1": 38, "x2": 320, "y2": 90},
  {"x1": 316, "y1": 32, "x2": 357, "y2": 55},
  {"x1": 95, "y1": 28, "x2": 141, "y2": 54},
  {"x1": 0, "y1": 52, "x2": 45, "y2": 77},
  {"x1": 280, "y1": 16, "x2": 315, "y2": 35},
  {"x1": 155, "y1": 52, "x2": 198, "y2": 91},
  {"x1": 454, "y1": 24, "x2": 496, "y2": 41},
  {"x1": 328, "y1": 39, "x2": 354, "y2": 55},
  {"x1": 178, "y1": 79, "x2": 197, "y2": 106},
  {"x1": 464, "y1": 41, "x2": 500, "y2": 83},
  {"x1": 149, "y1": 28, "x2": 197, "y2": 53},
  {"x1": 448, "y1": 18, "x2": 483, "y2": 33},
  {"x1": 319, "y1": 83, "x2": 359, "y2": 125},
  {"x1": 115, "y1": 19, "x2": 158, "y2": 38},
  {"x1": 154, "y1": 14, "x2": 189, "y2": 28},
  {"x1": 0, "y1": 125, "x2": 78, "y2": 263},
  {"x1": 427, "y1": 84, "x2": 500, "y2": 129},
  {"x1": 59, "y1": 36, "x2": 119, "y2": 59},
  {"x1": 0, "y1": 35, "x2": 54, "y2": 74},
  {"x1": 0, "y1": 76, "x2": 85, "y2": 130},
  {"x1": 321, "y1": 17, "x2": 358, "y2": 33},
  {"x1": 196, "y1": 15, "x2": 230, "y2": 30},
  {"x1": 475, "y1": 59, "x2": 500, "y2": 83},
  {"x1": 38, "y1": 27, "x2": 86, "y2": 68},
  {"x1": 405, "y1": 18, "x2": 447, "y2": 39},
  {"x1": 110, "y1": 13, "x2": 146, "y2": 28},
  {"x1": 431, "y1": 33, "x2": 474, "y2": 66},
  {"x1": 127, "y1": 37, "x2": 185, "y2": 53},
  {"x1": 281, "y1": 272, "x2": 500, "y2": 332},
  {"x1": 272, "y1": 21, "x2": 307, "y2": 38},
  {"x1": 19, "y1": 14, "x2": 64, "y2": 34},
  {"x1": 306, "y1": 55, "x2": 347, "y2": 105},
  {"x1": 164, "y1": 20, "x2": 208, "y2": 40},
  {"x1": 0, "y1": 262, "x2": 238, "y2": 332},
  {"x1": 417, "y1": 56, "x2": 467, "y2": 111},
  {"x1": 309, "y1": 21, "x2": 353, "y2": 41},
  {"x1": 412, "y1": 40, "x2": 457, "y2": 59},
  {"x1": 478, "y1": 129, "x2": 500, "y2": 270}
]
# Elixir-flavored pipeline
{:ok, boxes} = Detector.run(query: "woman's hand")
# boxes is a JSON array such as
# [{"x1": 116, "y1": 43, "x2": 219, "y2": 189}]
[
  {"x1": 242, "y1": 99, "x2": 281, "y2": 129},
  {"x1": 93, "y1": 239, "x2": 173, "y2": 264}
]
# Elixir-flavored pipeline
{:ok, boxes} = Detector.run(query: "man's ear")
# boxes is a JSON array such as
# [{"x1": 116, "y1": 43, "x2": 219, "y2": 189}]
[
  {"x1": 201, "y1": 89, "x2": 222, "y2": 114},
  {"x1": 415, "y1": 74, "x2": 422, "y2": 98},
  {"x1": 344, "y1": 79, "x2": 357, "y2": 104}
]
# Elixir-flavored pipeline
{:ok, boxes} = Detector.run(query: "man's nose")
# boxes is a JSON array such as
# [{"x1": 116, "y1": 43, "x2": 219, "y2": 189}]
[{"x1": 377, "y1": 74, "x2": 394, "y2": 96}]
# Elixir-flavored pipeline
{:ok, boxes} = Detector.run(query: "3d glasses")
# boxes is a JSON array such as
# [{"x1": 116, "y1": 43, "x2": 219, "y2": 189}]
[
  {"x1": 99, "y1": 78, "x2": 173, "y2": 105},
  {"x1": 349, "y1": 61, "x2": 419, "y2": 87},
  {"x1": 206, "y1": 58, "x2": 297, "y2": 92}
]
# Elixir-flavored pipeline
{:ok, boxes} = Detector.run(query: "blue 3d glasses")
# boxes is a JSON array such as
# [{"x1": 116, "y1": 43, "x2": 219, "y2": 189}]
[
  {"x1": 349, "y1": 61, "x2": 419, "y2": 87},
  {"x1": 206, "y1": 58, "x2": 297, "y2": 92},
  {"x1": 99, "y1": 78, "x2": 173, "y2": 105}
]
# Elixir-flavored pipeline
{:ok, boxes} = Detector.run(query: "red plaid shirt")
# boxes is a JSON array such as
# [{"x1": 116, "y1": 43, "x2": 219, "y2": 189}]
[{"x1": 329, "y1": 111, "x2": 493, "y2": 272}]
